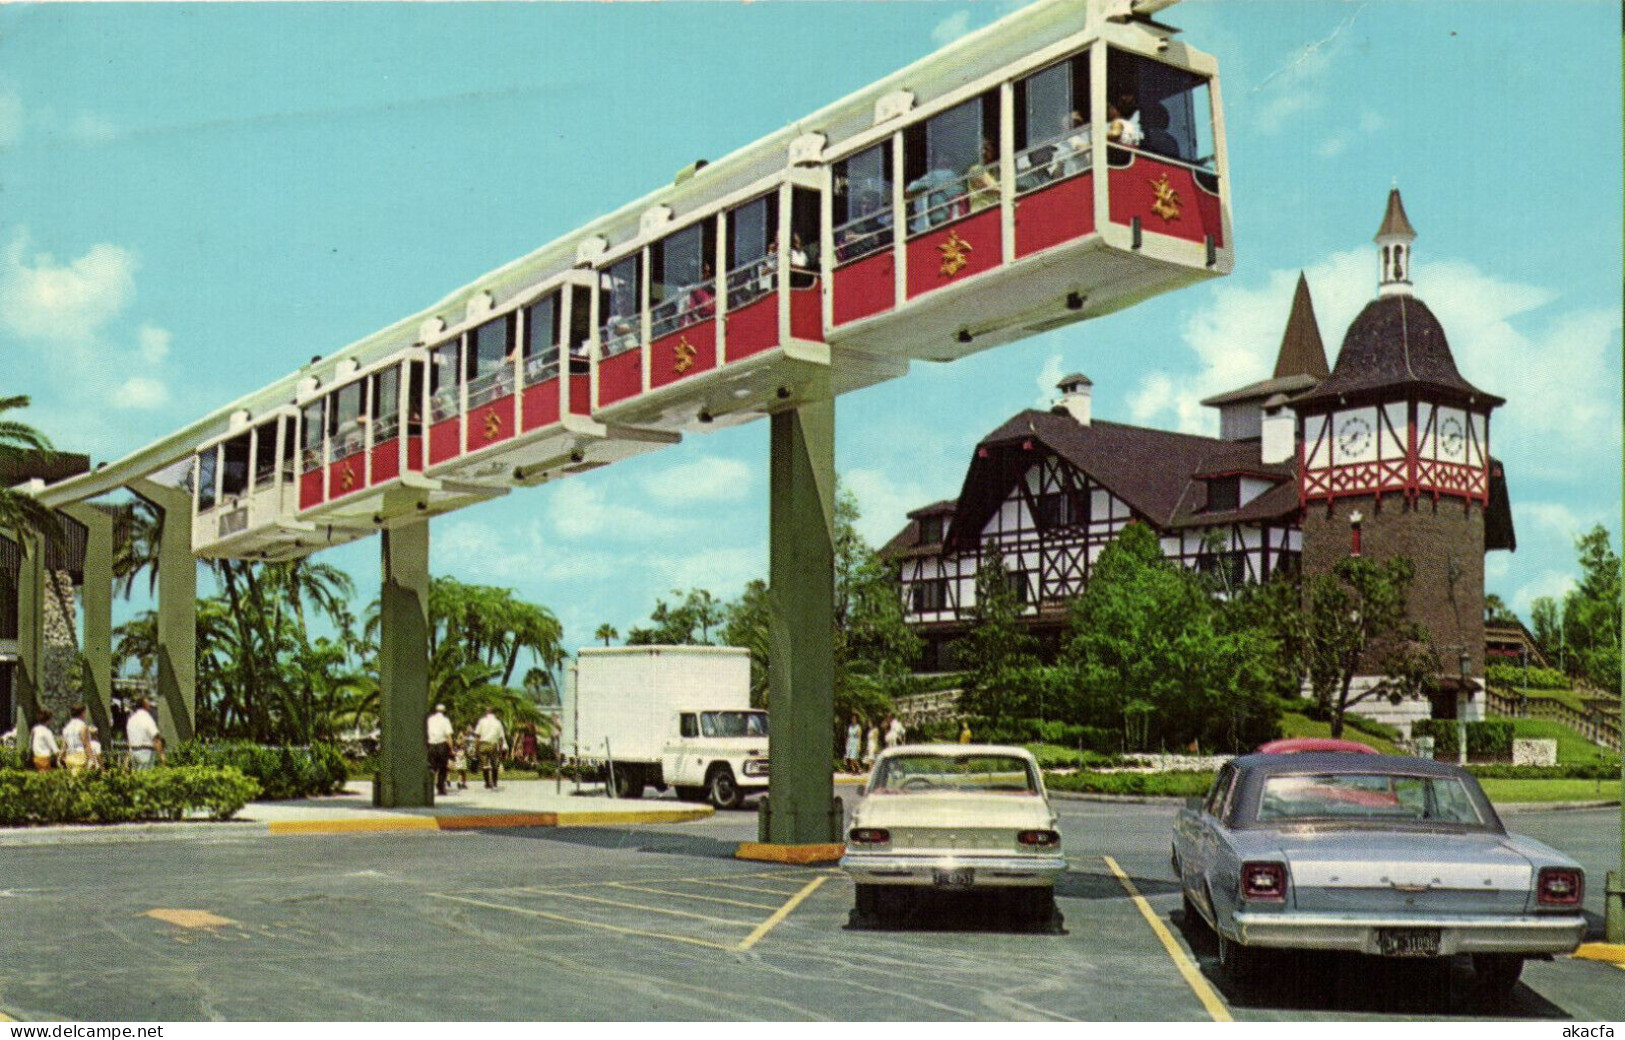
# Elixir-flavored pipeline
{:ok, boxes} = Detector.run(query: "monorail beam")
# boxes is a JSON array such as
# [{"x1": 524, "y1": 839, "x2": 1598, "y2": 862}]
[
  {"x1": 59, "y1": 504, "x2": 114, "y2": 741},
  {"x1": 375, "y1": 520, "x2": 433, "y2": 807},
  {"x1": 13, "y1": 531, "x2": 44, "y2": 742},
  {"x1": 130, "y1": 480, "x2": 196, "y2": 744},
  {"x1": 765, "y1": 397, "x2": 837, "y2": 845}
]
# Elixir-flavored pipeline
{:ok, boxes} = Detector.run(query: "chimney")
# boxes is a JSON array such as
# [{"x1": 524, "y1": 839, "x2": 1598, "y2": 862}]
[
  {"x1": 1260, "y1": 393, "x2": 1294, "y2": 464},
  {"x1": 1054, "y1": 373, "x2": 1092, "y2": 426}
]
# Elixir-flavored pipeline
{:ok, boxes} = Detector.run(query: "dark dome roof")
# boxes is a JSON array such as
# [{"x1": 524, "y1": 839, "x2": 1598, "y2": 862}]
[{"x1": 1293, "y1": 295, "x2": 1502, "y2": 409}]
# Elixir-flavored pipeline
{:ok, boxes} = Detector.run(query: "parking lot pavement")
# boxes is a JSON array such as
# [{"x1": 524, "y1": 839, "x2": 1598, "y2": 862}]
[{"x1": 0, "y1": 798, "x2": 1619, "y2": 1021}]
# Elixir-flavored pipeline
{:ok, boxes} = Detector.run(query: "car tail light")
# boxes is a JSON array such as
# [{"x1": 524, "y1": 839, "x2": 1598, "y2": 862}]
[
  {"x1": 1017, "y1": 829, "x2": 1061, "y2": 848},
  {"x1": 1537, "y1": 867, "x2": 1583, "y2": 906},
  {"x1": 1241, "y1": 861, "x2": 1287, "y2": 902},
  {"x1": 848, "y1": 827, "x2": 890, "y2": 845}
]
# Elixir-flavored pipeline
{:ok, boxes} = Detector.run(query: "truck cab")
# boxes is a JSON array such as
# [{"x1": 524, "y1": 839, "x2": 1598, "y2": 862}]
[{"x1": 662, "y1": 708, "x2": 770, "y2": 810}]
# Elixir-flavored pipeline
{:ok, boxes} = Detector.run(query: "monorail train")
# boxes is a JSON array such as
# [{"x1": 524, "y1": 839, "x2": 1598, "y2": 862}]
[{"x1": 189, "y1": 0, "x2": 1231, "y2": 561}]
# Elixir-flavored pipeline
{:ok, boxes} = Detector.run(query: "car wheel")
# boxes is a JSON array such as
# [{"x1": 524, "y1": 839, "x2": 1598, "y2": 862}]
[
  {"x1": 1472, "y1": 954, "x2": 1524, "y2": 1000},
  {"x1": 1217, "y1": 930, "x2": 1261, "y2": 988},
  {"x1": 1021, "y1": 888, "x2": 1064, "y2": 934},
  {"x1": 610, "y1": 764, "x2": 643, "y2": 799},
  {"x1": 675, "y1": 785, "x2": 705, "y2": 803},
  {"x1": 707, "y1": 766, "x2": 742, "y2": 810}
]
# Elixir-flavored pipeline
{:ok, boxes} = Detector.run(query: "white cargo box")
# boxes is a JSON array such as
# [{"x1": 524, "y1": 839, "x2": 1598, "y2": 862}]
[{"x1": 562, "y1": 645, "x2": 752, "y2": 763}]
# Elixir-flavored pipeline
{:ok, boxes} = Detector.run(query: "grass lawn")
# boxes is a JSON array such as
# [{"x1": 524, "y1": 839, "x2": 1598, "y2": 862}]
[
  {"x1": 1278, "y1": 712, "x2": 1401, "y2": 754},
  {"x1": 1480, "y1": 777, "x2": 1623, "y2": 803},
  {"x1": 1494, "y1": 717, "x2": 1622, "y2": 767}
]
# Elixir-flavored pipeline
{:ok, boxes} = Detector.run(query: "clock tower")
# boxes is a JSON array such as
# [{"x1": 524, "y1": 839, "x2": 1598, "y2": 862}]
[{"x1": 1294, "y1": 189, "x2": 1508, "y2": 727}]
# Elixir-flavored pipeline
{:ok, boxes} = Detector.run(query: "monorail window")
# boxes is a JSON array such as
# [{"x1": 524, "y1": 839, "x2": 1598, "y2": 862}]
[
  {"x1": 429, "y1": 338, "x2": 461, "y2": 423},
  {"x1": 372, "y1": 366, "x2": 401, "y2": 442},
  {"x1": 300, "y1": 400, "x2": 324, "y2": 473},
  {"x1": 253, "y1": 420, "x2": 279, "y2": 488},
  {"x1": 903, "y1": 92, "x2": 1000, "y2": 234},
  {"x1": 789, "y1": 188, "x2": 820, "y2": 288},
  {"x1": 468, "y1": 314, "x2": 515, "y2": 408},
  {"x1": 281, "y1": 416, "x2": 297, "y2": 480},
  {"x1": 833, "y1": 144, "x2": 892, "y2": 264},
  {"x1": 221, "y1": 433, "x2": 250, "y2": 499},
  {"x1": 197, "y1": 447, "x2": 218, "y2": 512},
  {"x1": 1107, "y1": 49, "x2": 1215, "y2": 169},
  {"x1": 599, "y1": 255, "x2": 641, "y2": 358},
  {"x1": 331, "y1": 380, "x2": 365, "y2": 460},
  {"x1": 651, "y1": 218, "x2": 716, "y2": 340},
  {"x1": 568, "y1": 287, "x2": 592, "y2": 374},
  {"x1": 726, "y1": 193, "x2": 777, "y2": 309},
  {"x1": 1014, "y1": 53, "x2": 1092, "y2": 193},
  {"x1": 524, "y1": 293, "x2": 561, "y2": 383}
]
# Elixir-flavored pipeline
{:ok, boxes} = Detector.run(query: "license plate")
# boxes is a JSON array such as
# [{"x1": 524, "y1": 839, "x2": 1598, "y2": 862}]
[
  {"x1": 933, "y1": 868, "x2": 975, "y2": 888},
  {"x1": 1377, "y1": 928, "x2": 1442, "y2": 957}
]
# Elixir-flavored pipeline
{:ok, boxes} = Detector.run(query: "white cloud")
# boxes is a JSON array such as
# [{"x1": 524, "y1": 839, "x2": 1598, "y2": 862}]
[
  {"x1": 0, "y1": 233, "x2": 138, "y2": 343},
  {"x1": 931, "y1": 11, "x2": 972, "y2": 47},
  {"x1": 1247, "y1": 7, "x2": 1364, "y2": 135},
  {"x1": 0, "y1": 92, "x2": 21, "y2": 148},
  {"x1": 650, "y1": 546, "x2": 760, "y2": 594},
  {"x1": 1510, "y1": 570, "x2": 1577, "y2": 616},
  {"x1": 641, "y1": 455, "x2": 750, "y2": 504},
  {"x1": 844, "y1": 466, "x2": 937, "y2": 549},
  {"x1": 1033, "y1": 352, "x2": 1065, "y2": 409},
  {"x1": 137, "y1": 324, "x2": 171, "y2": 364},
  {"x1": 111, "y1": 376, "x2": 168, "y2": 410},
  {"x1": 546, "y1": 479, "x2": 690, "y2": 541},
  {"x1": 68, "y1": 112, "x2": 116, "y2": 143}
]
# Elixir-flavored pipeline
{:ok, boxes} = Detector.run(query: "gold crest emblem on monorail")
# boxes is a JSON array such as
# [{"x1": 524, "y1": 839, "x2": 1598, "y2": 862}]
[
  {"x1": 938, "y1": 230, "x2": 973, "y2": 278},
  {"x1": 484, "y1": 411, "x2": 503, "y2": 441},
  {"x1": 1150, "y1": 174, "x2": 1182, "y2": 222},
  {"x1": 673, "y1": 337, "x2": 697, "y2": 375}
]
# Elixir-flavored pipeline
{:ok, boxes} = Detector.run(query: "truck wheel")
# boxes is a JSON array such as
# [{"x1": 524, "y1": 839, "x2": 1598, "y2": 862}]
[
  {"x1": 610, "y1": 764, "x2": 644, "y2": 799},
  {"x1": 675, "y1": 785, "x2": 705, "y2": 803},
  {"x1": 706, "y1": 766, "x2": 742, "y2": 810}
]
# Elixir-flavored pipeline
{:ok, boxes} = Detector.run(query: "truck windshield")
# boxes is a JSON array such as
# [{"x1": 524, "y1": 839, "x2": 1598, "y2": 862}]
[{"x1": 700, "y1": 711, "x2": 769, "y2": 738}]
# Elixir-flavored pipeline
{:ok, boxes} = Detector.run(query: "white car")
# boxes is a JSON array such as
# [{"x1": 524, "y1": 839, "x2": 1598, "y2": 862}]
[{"x1": 840, "y1": 744, "x2": 1067, "y2": 929}]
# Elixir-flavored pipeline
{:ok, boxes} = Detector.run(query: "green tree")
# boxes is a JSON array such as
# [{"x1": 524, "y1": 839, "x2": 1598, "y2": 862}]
[
  {"x1": 1292, "y1": 556, "x2": 1434, "y2": 738},
  {"x1": 832, "y1": 489, "x2": 922, "y2": 739},
  {"x1": 954, "y1": 551, "x2": 1040, "y2": 721},
  {"x1": 1483, "y1": 593, "x2": 1519, "y2": 628},
  {"x1": 594, "y1": 623, "x2": 619, "y2": 647},
  {"x1": 721, "y1": 579, "x2": 770, "y2": 708},
  {"x1": 1558, "y1": 525, "x2": 1621, "y2": 692},
  {"x1": 111, "y1": 499, "x2": 163, "y2": 599},
  {"x1": 1530, "y1": 596, "x2": 1562, "y2": 669},
  {"x1": 0, "y1": 395, "x2": 60, "y2": 543},
  {"x1": 627, "y1": 588, "x2": 723, "y2": 645}
]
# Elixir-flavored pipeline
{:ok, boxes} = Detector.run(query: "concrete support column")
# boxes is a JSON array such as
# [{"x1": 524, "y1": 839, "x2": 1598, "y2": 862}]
[
  {"x1": 131, "y1": 480, "x2": 195, "y2": 744},
  {"x1": 60, "y1": 504, "x2": 114, "y2": 739},
  {"x1": 765, "y1": 399, "x2": 837, "y2": 845},
  {"x1": 374, "y1": 521, "x2": 433, "y2": 808},
  {"x1": 14, "y1": 532, "x2": 43, "y2": 739}
]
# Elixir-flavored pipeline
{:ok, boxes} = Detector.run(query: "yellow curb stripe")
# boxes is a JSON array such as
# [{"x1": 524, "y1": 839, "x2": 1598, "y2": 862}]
[
  {"x1": 1573, "y1": 943, "x2": 1625, "y2": 965},
  {"x1": 268, "y1": 817, "x2": 438, "y2": 835},
  {"x1": 539, "y1": 890, "x2": 756, "y2": 926},
  {"x1": 430, "y1": 892, "x2": 732, "y2": 951},
  {"x1": 608, "y1": 882, "x2": 782, "y2": 911},
  {"x1": 1103, "y1": 855, "x2": 1232, "y2": 1024},
  {"x1": 736, "y1": 875, "x2": 828, "y2": 952},
  {"x1": 553, "y1": 808, "x2": 712, "y2": 826}
]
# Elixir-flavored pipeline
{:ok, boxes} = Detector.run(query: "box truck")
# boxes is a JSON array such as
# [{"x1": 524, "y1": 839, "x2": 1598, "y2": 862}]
[{"x1": 561, "y1": 645, "x2": 768, "y2": 809}]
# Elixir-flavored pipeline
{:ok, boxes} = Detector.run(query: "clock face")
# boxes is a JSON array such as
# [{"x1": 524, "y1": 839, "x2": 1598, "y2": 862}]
[
  {"x1": 1439, "y1": 416, "x2": 1465, "y2": 459},
  {"x1": 1336, "y1": 415, "x2": 1372, "y2": 461}
]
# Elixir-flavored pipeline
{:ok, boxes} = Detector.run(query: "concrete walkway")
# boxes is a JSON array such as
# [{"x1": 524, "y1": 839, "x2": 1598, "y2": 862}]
[{"x1": 0, "y1": 779, "x2": 713, "y2": 846}]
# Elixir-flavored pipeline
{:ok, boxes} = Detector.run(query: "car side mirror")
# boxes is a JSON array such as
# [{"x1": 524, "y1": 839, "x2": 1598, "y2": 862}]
[{"x1": 1184, "y1": 796, "x2": 1205, "y2": 812}]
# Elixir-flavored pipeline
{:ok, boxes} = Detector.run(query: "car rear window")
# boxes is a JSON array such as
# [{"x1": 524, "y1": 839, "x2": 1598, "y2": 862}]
[
  {"x1": 1257, "y1": 772, "x2": 1484, "y2": 826},
  {"x1": 871, "y1": 754, "x2": 1038, "y2": 795}
]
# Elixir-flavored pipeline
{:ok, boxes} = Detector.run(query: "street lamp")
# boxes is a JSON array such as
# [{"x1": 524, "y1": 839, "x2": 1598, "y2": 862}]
[{"x1": 1456, "y1": 647, "x2": 1471, "y2": 767}]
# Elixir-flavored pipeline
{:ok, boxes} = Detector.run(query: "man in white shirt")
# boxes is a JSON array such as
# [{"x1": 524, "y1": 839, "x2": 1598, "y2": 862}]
[
  {"x1": 474, "y1": 708, "x2": 507, "y2": 790},
  {"x1": 126, "y1": 697, "x2": 161, "y2": 771},
  {"x1": 427, "y1": 704, "x2": 455, "y2": 796},
  {"x1": 885, "y1": 714, "x2": 906, "y2": 750},
  {"x1": 30, "y1": 709, "x2": 59, "y2": 771},
  {"x1": 60, "y1": 703, "x2": 91, "y2": 773}
]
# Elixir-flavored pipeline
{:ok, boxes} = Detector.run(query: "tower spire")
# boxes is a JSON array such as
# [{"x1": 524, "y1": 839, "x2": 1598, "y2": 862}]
[
  {"x1": 1374, "y1": 187, "x2": 1416, "y2": 297},
  {"x1": 1273, "y1": 272, "x2": 1330, "y2": 380}
]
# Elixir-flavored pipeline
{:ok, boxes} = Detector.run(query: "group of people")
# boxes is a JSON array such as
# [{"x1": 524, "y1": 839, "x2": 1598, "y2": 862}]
[
  {"x1": 842, "y1": 713, "x2": 908, "y2": 774},
  {"x1": 20, "y1": 696, "x2": 162, "y2": 773},
  {"x1": 426, "y1": 704, "x2": 523, "y2": 796}
]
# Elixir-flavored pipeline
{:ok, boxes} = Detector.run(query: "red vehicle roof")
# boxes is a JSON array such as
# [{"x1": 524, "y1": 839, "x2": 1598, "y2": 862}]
[{"x1": 1256, "y1": 737, "x2": 1378, "y2": 755}]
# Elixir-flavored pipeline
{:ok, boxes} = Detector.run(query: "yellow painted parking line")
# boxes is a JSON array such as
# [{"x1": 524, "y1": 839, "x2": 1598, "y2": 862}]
[
  {"x1": 685, "y1": 877, "x2": 816, "y2": 897},
  {"x1": 609, "y1": 882, "x2": 781, "y2": 911},
  {"x1": 542, "y1": 889, "x2": 756, "y2": 926},
  {"x1": 1103, "y1": 855, "x2": 1232, "y2": 1024},
  {"x1": 429, "y1": 892, "x2": 733, "y2": 951},
  {"x1": 736, "y1": 875, "x2": 828, "y2": 952}
]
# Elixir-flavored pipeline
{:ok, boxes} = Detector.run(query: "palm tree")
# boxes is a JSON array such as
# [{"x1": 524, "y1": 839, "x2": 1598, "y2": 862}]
[
  {"x1": 111, "y1": 498, "x2": 163, "y2": 599},
  {"x1": 595, "y1": 623, "x2": 618, "y2": 647},
  {"x1": 0, "y1": 395, "x2": 60, "y2": 543}
]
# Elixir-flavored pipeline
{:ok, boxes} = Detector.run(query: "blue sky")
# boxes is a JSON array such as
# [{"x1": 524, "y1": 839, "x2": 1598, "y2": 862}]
[{"x1": 1, "y1": 1, "x2": 1619, "y2": 653}]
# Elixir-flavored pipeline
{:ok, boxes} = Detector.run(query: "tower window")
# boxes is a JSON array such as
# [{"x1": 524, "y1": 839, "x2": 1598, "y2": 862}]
[{"x1": 917, "y1": 515, "x2": 944, "y2": 544}]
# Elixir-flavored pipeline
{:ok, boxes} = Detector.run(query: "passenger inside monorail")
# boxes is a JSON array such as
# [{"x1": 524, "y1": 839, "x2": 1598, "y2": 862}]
[
  {"x1": 1014, "y1": 53, "x2": 1091, "y2": 194},
  {"x1": 331, "y1": 380, "x2": 366, "y2": 461},
  {"x1": 599, "y1": 255, "x2": 640, "y2": 357},
  {"x1": 832, "y1": 144, "x2": 893, "y2": 264},
  {"x1": 1106, "y1": 50, "x2": 1215, "y2": 170},
  {"x1": 300, "y1": 399, "x2": 324, "y2": 477},
  {"x1": 371, "y1": 367, "x2": 400, "y2": 444},
  {"x1": 523, "y1": 293, "x2": 561, "y2": 384},
  {"x1": 903, "y1": 91, "x2": 999, "y2": 233},
  {"x1": 467, "y1": 314, "x2": 513, "y2": 407},
  {"x1": 429, "y1": 339, "x2": 462, "y2": 423},
  {"x1": 726, "y1": 193, "x2": 776, "y2": 310},
  {"x1": 650, "y1": 218, "x2": 715, "y2": 340}
]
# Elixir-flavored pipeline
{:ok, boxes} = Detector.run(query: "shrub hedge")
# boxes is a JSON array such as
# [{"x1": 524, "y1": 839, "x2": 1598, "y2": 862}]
[
  {"x1": 1485, "y1": 663, "x2": 1571, "y2": 691},
  {"x1": 167, "y1": 741, "x2": 348, "y2": 800},
  {"x1": 1413, "y1": 719, "x2": 1516, "y2": 759},
  {"x1": 1467, "y1": 762, "x2": 1621, "y2": 781},
  {"x1": 969, "y1": 717, "x2": 1119, "y2": 753},
  {"x1": 0, "y1": 767, "x2": 259, "y2": 826},
  {"x1": 1043, "y1": 770, "x2": 1215, "y2": 797}
]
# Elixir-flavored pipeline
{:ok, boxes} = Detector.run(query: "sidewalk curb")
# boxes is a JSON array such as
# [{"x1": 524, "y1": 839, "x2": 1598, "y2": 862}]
[
  {"x1": 1496, "y1": 800, "x2": 1620, "y2": 813},
  {"x1": 1048, "y1": 792, "x2": 1186, "y2": 805},
  {"x1": 0, "y1": 820, "x2": 267, "y2": 847}
]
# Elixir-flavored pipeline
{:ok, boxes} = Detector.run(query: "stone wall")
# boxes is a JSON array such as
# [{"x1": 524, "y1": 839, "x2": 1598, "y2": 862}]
[{"x1": 39, "y1": 570, "x2": 81, "y2": 720}]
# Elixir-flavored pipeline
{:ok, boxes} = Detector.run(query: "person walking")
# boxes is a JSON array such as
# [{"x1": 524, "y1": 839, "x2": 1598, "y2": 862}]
[
  {"x1": 126, "y1": 697, "x2": 161, "y2": 770},
  {"x1": 60, "y1": 704, "x2": 91, "y2": 773},
  {"x1": 29, "y1": 709, "x2": 58, "y2": 771},
  {"x1": 427, "y1": 704, "x2": 455, "y2": 796},
  {"x1": 864, "y1": 720, "x2": 881, "y2": 768},
  {"x1": 844, "y1": 715, "x2": 863, "y2": 774},
  {"x1": 884, "y1": 713, "x2": 906, "y2": 750},
  {"x1": 958, "y1": 719, "x2": 974, "y2": 744},
  {"x1": 474, "y1": 707, "x2": 507, "y2": 790}
]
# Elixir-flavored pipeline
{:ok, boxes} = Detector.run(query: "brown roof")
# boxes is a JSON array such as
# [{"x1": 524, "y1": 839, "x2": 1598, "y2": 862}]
[
  {"x1": 1375, "y1": 187, "x2": 1417, "y2": 239},
  {"x1": 1200, "y1": 273, "x2": 1326, "y2": 407},
  {"x1": 1293, "y1": 295, "x2": 1504, "y2": 410},
  {"x1": 0, "y1": 447, "x2": 90, "y2": 487},
  {"x1": 879, "y1": 500, "x2": 957, "y2": 561}
]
